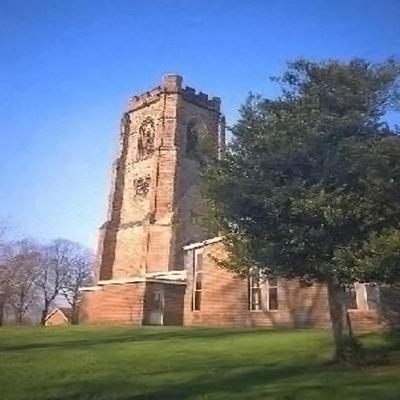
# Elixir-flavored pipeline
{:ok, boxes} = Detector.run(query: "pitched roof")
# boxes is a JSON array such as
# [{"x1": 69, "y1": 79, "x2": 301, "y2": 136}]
[
  {"x1": 45, "y1": 307, "x2": 72, "y2": 321},
  {"x1": 58, "y1": 307, "x2": 72, "y2": 320}
]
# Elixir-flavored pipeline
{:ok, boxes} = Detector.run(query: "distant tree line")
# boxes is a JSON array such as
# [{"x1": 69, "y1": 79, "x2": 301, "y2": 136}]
[{"x1": 0, "y1": 224, "x2": 93, "y2": 326}]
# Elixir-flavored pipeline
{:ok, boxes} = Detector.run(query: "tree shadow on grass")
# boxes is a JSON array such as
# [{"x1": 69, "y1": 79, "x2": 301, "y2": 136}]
[
  {"x1": 357, "y1": 331, "x2": 400, "y2": 365},
  {"x1": 41, "y1": 359, "x2": 400, "y2": 400},
  {"x1": 40, "y1": 363, "x2": 322, "y2": 400},
  {"x1": 0, "y1": 326, "x2": 301, "y2": 353}
]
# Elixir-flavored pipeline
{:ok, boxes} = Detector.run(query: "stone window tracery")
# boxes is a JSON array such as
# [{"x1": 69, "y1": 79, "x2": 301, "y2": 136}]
[
  {"x1": 185, "y1": 120, "x2": 213, "y2": 165},
  {"x1": 137, "y1": 118, "x2": 155, "y2": 160},
  {"x1": 186, "y1": 122, "x2": 199, "y2": 158},
  {"x1": 134, "y1": 176, "x2": 151, "y2": 197}
]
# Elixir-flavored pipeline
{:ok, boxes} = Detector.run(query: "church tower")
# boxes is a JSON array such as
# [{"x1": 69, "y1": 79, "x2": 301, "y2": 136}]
[{"x1": 96, "y1": 75, "x2": 224, "y2": 282}]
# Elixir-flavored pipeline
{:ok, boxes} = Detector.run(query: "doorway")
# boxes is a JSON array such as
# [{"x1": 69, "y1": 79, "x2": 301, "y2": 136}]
[{"x1": 148, "y1": 287, "x2": 164, "y2": 325}]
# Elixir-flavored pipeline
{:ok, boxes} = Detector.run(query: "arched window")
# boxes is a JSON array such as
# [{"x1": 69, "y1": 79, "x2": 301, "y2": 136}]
[
  {"x1": 185, "y1": 119, "x2": 208, "y2": 159},
  {"x1": 137, "y1": 118, "x2": 155, "y2": 160}
]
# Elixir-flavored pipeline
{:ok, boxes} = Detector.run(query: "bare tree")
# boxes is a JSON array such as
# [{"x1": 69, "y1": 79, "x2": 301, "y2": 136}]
[
  {"x1": 36, "y1": 239, "x2": 72, "y2": 325},
  {"x1": 0, "y1": 223, "x2": 12, "y2": 326},
  {"x1": 8, "y1": 240, "x2": 41, "y2": 324},
  {"x1": 0, "y1": 260, "x2": 12, "y2": 326},
  {"x1": 61, "y1": 244, "x2": 93, "y2": 324}
]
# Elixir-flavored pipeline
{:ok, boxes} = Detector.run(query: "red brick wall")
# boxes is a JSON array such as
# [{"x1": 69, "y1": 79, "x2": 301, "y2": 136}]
[
  {"x1": 80, "y1": 282, "x2": 145, "y2": 324},
  {"x1": 183, "y1": 241, "x2": 396, "y2": 331},
  {"x1": 80, "y1": 281, "x2": 186, "y2": 326}
]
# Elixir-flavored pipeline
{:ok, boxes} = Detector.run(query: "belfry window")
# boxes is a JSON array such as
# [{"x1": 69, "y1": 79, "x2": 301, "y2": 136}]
[
  {"x1": 185, "y1": 120, "x2": 210, "y2": 161},
  {"x1": 186, "y1": 122, "x2": 199, "y2": 158},
  {"x1": 137, "y1": 118, "x2": 155, "y2": 160},
  {"x1": 192, "y1": 250, "x2": 203, "y2": 311}
]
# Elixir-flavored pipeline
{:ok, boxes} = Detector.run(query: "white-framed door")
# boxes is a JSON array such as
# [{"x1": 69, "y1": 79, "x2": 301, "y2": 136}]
[{"x1": 148, "y1": 287, "x2": 165, "y2": 325}]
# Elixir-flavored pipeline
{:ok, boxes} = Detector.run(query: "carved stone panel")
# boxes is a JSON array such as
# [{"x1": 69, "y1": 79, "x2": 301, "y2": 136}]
[{"x1": 134, "y1": 176, "x2": 151, "y2": 197}]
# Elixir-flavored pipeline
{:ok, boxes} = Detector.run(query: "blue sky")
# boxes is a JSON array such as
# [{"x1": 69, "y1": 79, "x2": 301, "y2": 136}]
[{"x1": 0, "y1": 0, "x2": 399, "y2": 248}]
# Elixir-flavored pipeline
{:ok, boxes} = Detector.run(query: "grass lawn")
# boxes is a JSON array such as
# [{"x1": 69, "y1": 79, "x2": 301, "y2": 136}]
[{"x1": 0, "y1": 326, "x2": 399, "y2": 400}]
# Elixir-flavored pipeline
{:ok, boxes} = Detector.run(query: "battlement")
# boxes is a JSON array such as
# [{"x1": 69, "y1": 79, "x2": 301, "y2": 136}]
[
  {"x1": 127, "y1": 85, "x2": 163, "y2": 112},
  {"x1": 127, "y1": 74, "x2": 221, "y2": 112},
  {"x1": 181, "y1": 85, "x2": 221, "y2": 112}
]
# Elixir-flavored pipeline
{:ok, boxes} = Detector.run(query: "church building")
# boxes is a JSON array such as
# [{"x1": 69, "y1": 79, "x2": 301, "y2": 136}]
[{"x1": 80, "y1": 75, "x2": 399, "y2": 330}]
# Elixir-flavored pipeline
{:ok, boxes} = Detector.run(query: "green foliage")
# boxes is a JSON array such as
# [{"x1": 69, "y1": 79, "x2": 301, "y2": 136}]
[
  {"x1": 0, "y1": 326, "x2": 399, "y2": 399},
  {"x1": 204, "y1": 58, "x2": 400, "y2": 286}
]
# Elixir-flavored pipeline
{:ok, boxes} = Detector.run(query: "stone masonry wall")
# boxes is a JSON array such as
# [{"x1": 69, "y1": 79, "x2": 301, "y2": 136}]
[{"x1": 96, "y1": 75, "x2": 223, "y2": 281}]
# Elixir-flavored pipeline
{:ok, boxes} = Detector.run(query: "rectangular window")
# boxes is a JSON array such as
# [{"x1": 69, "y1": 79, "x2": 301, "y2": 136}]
[
  {"x1": 346, "y1": 285, "x2": 358, "y2": 310},
  {"x1": 192, "y1": 250, "x2": 203, "y2": 311},
  {"x1": 250, "y1": 273, "x2": 262, "y2": 311},
  {"x1": 365, "y1": 283, "x2": 380, "y2": 310},
  {"x1": 346, "y1": 283, "x2": 380, "y2": 311},
  {"x1": 268, "y1": 278, "x2": 278, "y2": 310},
  {"x1": 249, "y1": 271, "x2": 279, "y2": 311}
]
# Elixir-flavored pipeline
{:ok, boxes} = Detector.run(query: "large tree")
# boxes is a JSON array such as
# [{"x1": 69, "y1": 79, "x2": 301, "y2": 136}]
[
  {"x1": 204, "y1": 59, "x2": 400, "y2": 362},
  {"x1": 8, "y1": 240, "x2": 41, "y2": 324},
  {"x1": 36, "y1": 239, "x2": 72, "y2": 325}
]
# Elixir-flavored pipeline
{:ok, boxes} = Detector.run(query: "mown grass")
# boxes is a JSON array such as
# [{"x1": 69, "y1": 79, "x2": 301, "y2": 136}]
[{"x1": 0, "y1": 325, "x2": 399, "y2": 400}]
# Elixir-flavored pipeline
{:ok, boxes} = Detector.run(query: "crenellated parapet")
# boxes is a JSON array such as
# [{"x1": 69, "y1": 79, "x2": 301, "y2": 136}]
[
  {"x1": 127, "y1": 86, "x2": 163, "y2": 112},
  {"x1": 127, "y1": 74, "x2": 221, "y2": 112},
  {"x1": 181, "y1": 86, "x2": 221, "y2": 112}
]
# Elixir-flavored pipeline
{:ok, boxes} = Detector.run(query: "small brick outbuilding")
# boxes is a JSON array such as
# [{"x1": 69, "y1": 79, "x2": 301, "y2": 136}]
[{"x1": 45, "y1": 307, "x2": 72, "y2": 326}]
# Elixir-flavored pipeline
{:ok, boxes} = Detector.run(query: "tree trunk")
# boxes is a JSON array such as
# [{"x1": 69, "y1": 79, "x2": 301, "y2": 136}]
[
  {"x1": 0, "y1": 300, "x2": 4, "y2": 327},
  {"x1": 326, "y1": 276, "x2": 354, "y2": 363},
  {"x1": 71, "y1": 306, "x2": 79, "y2": 325},
  {"x1": 16, "y1": 309, "x2": 24, "y2": 325},
  {"x1": 71, "y1": 294, "x2": 80, "y2": 325},
  {"x1": 40, "y1": 302, "x2": 49, "y2": 326}
]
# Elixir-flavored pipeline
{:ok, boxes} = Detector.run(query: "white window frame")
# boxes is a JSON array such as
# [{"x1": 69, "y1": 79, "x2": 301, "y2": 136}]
[
  {"x1": 346, "y1": 284, "x2": 360, "y2": 310},
  {"x1": 267, "y1": 278, "x2": 279, "y2": 311},
  {"x1": 364, "y1": 283, "x2": 381, "y2": 311},
  {"x1": 192, "y1": 248, "x2": 203, "y2": 311},
  {"x1": 249, "y1": 269, "x2": 279, "y2": 311},
  {"x1": 347, "y1": 283, "x2": 381, "y2": 311},
  {"x1": 249, "y1": 271, "x2": 263, "y2": 311}
]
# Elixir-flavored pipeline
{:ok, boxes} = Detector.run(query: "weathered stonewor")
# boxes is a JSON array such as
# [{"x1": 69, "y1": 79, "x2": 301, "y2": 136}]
[
  {"x1": 80, "y1": 74, "x2": 223, "y2": 325},
  {"x1": 95, "y1": 74, "x2": 222, "y2": 281}
]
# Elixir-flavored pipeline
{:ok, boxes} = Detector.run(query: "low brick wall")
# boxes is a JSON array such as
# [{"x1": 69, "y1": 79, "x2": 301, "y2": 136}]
[{"x1": 80, "y1": 282, "x2": 145, "y2": 324}]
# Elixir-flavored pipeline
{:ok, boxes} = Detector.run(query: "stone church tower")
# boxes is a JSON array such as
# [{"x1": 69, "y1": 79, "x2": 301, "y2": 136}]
[{"x1": 95, "y1": 75, "x2": 224, "y2": 282}]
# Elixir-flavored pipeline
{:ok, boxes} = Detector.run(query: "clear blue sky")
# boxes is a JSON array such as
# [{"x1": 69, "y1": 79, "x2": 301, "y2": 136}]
[{"x1": 1, "y1": 0, "x2": 399, "y2": 248}]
